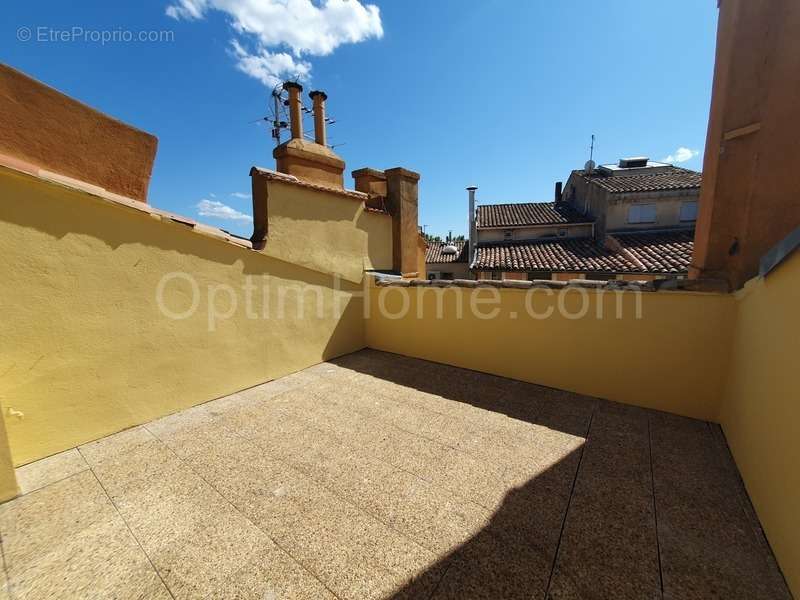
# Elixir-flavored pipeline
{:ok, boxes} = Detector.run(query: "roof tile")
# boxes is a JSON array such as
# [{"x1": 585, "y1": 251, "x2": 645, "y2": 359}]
[
  {"x1": 426, "y1": 240, "x2": 469, "y2": 264},
  {"x1": 580, "y1": 166, "x2": 701, "y2": 194},
  {"x1": 473, "y1": 230, "x2": 694, "y2": 274},
  {"x1": 476, "y1": 202, "x2": 592, "y2": 228},
  {"x1": 613, "y1": 230, "x2": 695, "y2": 273}
]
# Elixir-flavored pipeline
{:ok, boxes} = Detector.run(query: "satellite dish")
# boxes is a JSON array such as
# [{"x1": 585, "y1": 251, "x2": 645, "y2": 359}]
[
  {"x1": 442, "y1": 244, "x2": 458, "y2": 255},
  {"x1": 584, "y1": 159, "x2": 596, "y2": 174}
]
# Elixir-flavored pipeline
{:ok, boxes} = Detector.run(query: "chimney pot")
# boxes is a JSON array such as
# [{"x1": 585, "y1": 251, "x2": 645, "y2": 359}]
[
  {"x1": 283, "y1": 81, "x2": 304, "y2": 140},
  {"x1": 309, "y1": 90, "x2": 328, "y2": 146},
  {"x1": 555, "y1": 181, "x2": 563, "y2": 203},
  {"x1": 467, "y1": 186, "x2": 477, "y2": 269}
]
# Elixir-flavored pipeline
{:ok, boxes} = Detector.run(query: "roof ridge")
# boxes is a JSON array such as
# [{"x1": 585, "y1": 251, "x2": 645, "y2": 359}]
[{"x1": 477, "y1": 201, "x2": 554, "y2": 208}]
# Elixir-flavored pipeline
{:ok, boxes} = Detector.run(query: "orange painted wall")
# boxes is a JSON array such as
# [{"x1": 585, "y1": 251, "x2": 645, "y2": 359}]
[
  {"x1": 691, "y1": 0, "x2": 800, "y2": 288},
  {"x1": 0, "y1": 65, "x2": 157, "y2": 202}
]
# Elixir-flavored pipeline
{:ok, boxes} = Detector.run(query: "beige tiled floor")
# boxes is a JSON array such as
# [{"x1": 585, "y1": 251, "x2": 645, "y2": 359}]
[{"x1": 0, "y1": 349, "x2": 791, "y2": 599}]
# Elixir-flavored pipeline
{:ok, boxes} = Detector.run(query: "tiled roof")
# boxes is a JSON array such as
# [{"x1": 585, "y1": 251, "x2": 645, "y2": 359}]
[
  {"x1": 473, "y1": 238, "x2": 636, "y2": 272},
  {"x1": 476, "y1": 202, "x2": 592, "y2": 228},
  {"x1": 472, "y1": 229, "x2": 694, "y2": 274},
  {"x1": 613, "y1": 230, "x2": 694, "y2": 273},
  {"x1": 579, "y1": 166, "x2": 701, "y2": 194},
  {"x1": 426, "y1": 240, "x2": 468, "y2": 264}
]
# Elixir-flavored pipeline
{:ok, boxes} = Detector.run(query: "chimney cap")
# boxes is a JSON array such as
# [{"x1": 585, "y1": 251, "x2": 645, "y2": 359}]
[
  {"x1": 309, "y1": 90, "x2": 328, "y2": 101},
  {"x1": 283, "y1": 81, "x2": 303, "y2": 92},
  {"x1": 466, "y1": 185, "x2": 478, "y2": 191}
]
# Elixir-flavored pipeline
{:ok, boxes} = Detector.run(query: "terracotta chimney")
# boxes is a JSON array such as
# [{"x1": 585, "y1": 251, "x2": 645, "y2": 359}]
[
  {"x1": 467, "y1": 186, "x2": 477, "y2": 266},
  {"x1": 273, "y1": 81, "x2": 345, "y2": 189},
  {"x1": 309, "y1": 90, "x2": 327, "y2": 147},
  {"x1": 284, "y1": 81, "x2": 303, "y2": 140}
]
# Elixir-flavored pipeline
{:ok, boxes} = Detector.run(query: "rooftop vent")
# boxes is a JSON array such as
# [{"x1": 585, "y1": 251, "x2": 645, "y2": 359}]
[
  {"x1": 442, "y1": 244, "x2": 459, "y2": 255},
  {"x1": 619, "y1": 156, "x2": 649, "y2": 168}
]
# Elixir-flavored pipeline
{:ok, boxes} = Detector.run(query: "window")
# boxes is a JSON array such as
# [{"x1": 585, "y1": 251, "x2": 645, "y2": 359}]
[
  {"x1": 588, "y1": 273, "x2": 617, "y2": 281},
  {"x1": 680, "y1": 201, "x2": 698, "y2": 221},
  {"x1": 628, "y1": 204, "x2": 657, "y2": 224},
  {"x1": 491, "y1": 271, "x2": 502, "y2": 280},
  {"x1": 503, "y1": 230, "x2": 513, "y2": 240},
  {"x1": 527, "y1": 271, "x2": 552, "y2": 281}
]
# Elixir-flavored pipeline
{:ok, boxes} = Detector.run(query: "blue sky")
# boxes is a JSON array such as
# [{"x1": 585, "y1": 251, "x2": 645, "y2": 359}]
[{"x1": 3, "y1": 1, "x2": 718, "y2": 238}]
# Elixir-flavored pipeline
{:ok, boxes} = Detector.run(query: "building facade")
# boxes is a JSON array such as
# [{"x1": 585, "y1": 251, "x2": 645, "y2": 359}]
[
  {"x1": 470, "y1": 157, "x2": 701, "y2": 281},
  {"x1": 425, "y1": 240, "x2": 470, "y2": 280}
]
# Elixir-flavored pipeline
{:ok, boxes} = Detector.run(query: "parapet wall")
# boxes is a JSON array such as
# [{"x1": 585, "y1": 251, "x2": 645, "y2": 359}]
[
  {"x1": 0, "y1": 163, "x2": 390, "y2": 466},
  {"x1": 719, "y1": 250, "x2": 800, "y2": 594},
  {"x1": 366, "y1": 276, "x2": 736, "y2": 421}
]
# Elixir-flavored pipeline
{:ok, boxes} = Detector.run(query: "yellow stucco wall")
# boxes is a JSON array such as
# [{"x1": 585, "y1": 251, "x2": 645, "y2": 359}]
[
  {"x1": 365, "y1": 282, "x2": 735, "y2": 421},
  {"x1": 363, "y1": 211, "x2": 394, "y2": 273},
  {"x1": 259, "y1": 180, "x2": 392, "y2": 283},
  {"x1": 0, "y1": 414, "x2": 19, "y2": 501},
  {"x1": 0, "y1": 166, "x2": 385, "y2": 467},
  {"x1": 416, "y1": 235, "x2": 427, "y2": 279},
  {"x1": 719, "y1": 250, "x2": 800, "y2": 595}
]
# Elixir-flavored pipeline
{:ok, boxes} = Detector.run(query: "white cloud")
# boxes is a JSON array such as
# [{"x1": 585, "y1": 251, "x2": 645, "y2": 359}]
[
  {"x1": 196, "y1": 199, "x2": 253, "y2": 222},
  {"x1": 167, "y1": 0, "x2": 383, "y2": 87},
  {"x1": 230, "y1": 191, "x2": 251, "y2": 199},
  {"x1": 229, "y1": 39, "x2": 311, "y2": 88},
  {"x1": 663, "y1": 147, "x2": 700, "y2": 164}
]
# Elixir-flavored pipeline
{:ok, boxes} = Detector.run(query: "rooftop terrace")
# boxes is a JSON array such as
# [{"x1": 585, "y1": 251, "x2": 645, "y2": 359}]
[{"x1": 2, "y1": 350, "x2": 789, "y2": 600}]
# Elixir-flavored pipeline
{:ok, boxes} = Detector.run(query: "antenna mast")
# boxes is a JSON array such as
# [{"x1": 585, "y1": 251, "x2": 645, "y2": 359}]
[
  {"x1": 584, "y1": 134, "x2": 597, "y2": 178},
  {"x1": 270, "y1": 85, "x2": 285, "y2": 147}
]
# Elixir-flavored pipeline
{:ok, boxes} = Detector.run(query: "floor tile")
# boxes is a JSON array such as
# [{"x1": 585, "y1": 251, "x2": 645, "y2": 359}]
[
  {"x1": 0, "y1": 471, "x2": 117, "y2": 577},
  {"x1": 428, "y1": 448, "x2": 508, "y2": 509},
  {"x1": 6, "y1": 516, "x2": 170, "y2": 600},
  {"x1": 78, "y1": 426, "x2": 156, "y2": 467},
  {"x1": 149, "y1": 510, "x2": 276, "y2": 599},
  {"x1": 650, "y1": 412, "x2": 791, "y2": 600},
  {"x1": 548, "y1": 404, "x2": 661, "y2": 600},
  {"x1": 356, "y1": 467, "x2": 490, "y2": 555},
  {"x1": 211, "y1": 545, "x2": 337, "y2": 600},
  {"x1": 14, "y1": 448, "x2": 89, "y2": 495}
]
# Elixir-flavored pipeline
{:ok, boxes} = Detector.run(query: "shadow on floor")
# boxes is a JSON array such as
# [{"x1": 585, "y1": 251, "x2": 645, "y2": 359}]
[
  {"x1": 331, "y1": 349, "x2": 792, "y2": 600},
  {"x1": 390, "y1": 448, "x2": 586, "y2": 599},
  {"x1": 332, "y1": 348, "x2": 598, "y2": 437},
  {"x1": 333, "y1": 349, "x2": 597, "y2": 599}
]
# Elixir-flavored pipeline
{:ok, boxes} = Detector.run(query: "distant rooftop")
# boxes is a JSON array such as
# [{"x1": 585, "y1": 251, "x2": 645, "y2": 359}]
[
  {"x1": 576, "y1": 166, "x2": 702, "y2": 194},
  {"x1": 614, "y1": 229, "x2": 695, "y2": 273},
  {"x1": 472, "y1": 229, "x2": 694, "y2": 274},
  {"x1": 425, "y1": 240, "x2": 469, "y2": 264},
  {"x1": 597, "y1": 157, "x2": 672, "y2": 174},
  {"x1": 476, "y1": 202, "x2": 592, "y2": 229}
]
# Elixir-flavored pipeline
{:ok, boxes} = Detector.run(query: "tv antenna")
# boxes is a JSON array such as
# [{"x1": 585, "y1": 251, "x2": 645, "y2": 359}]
[
  {"x1": 270, "y1": 83, "x2": 290, "y2": 146},
  {"x1": 249, "y1": 81, "x2": 340, "y2": 149},
  {"x1": 584, "y1": 134, "x2": 596, "y2": 175}
]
